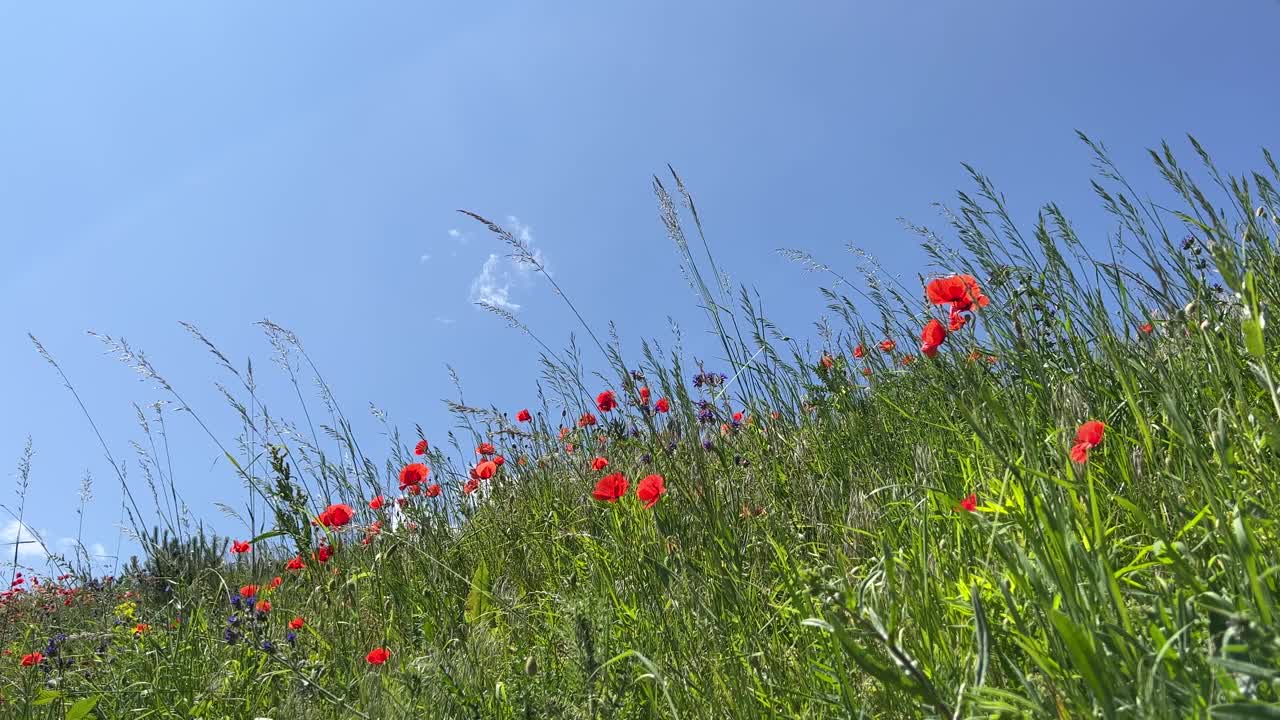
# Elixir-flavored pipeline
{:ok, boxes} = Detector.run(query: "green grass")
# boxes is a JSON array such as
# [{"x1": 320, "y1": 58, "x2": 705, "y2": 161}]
[{"x1": 4, "y1": 135, "x2": 1280, "y2": 718}]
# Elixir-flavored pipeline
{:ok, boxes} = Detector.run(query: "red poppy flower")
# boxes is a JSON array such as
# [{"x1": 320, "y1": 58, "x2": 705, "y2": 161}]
[
  {"x1": 592, "y1": 473, "x2": 629, "y2": 503},
  {"x1": 853, "y1": 344, "x2": 865, "y2": 359},
  {"x1": 366, "y1": 647, "x2": 390, "y2": 665},
  {"x1": 463, "y1": 478, "x2": 480, "y2": 495},
  {"x1": 269, "y1": 576, "x2": 282, "y2": 589},
  {"x1": 413, "y1": 439, "x2": 428, "y2": 456},
  {"x1": 636, "y1": 474, "x2": 666, "y2": 509},
  {"x1": 407, "y1": 483, "x2": 421, "y2": 496},
  {"x1": 920, "y1": 318, "x2": 947, "y2": 358},
  {"x1": 948, "y1": 307, "x2": 967, "y2": 331},
  {"x1": 285, "y1": 556, "x2": 304, "y2": 571},
  {"x1": 255, "y1": 600, "x2": 272, "y2": 613},
  {"x1": 289, "y1": 616, "x2": 305, "y2": 630},
  {"x1": 957, "y1": 493, "x2": 978, "y2": 512},
  {"x1": 820, "y1": 354, "x2": 834, "y2": 369},
  {"x1": 20, "y1": 652, "x2": 43, "y2": 667},
  {"x1": 900, "y1": 354, "x2": 917, "y2": 365},
  {"x1": 639, "y1": 386, "x2": 651, "y2": 405},
  {"x1": 862, "y1": 368, "x2": 872, "y2": 377},
  {"x1": 590, "y1": 456, "x2": 609, "y2": 471},
  {"x1": 133, "y1": 623, "x2": 150, "y2": 634},
  {"x1": 926, "y1": 274, "x2": 990, "y2": 312},
  {"x1": 239, "y1": 584, "x2": 258, "y2": 598},
  {"x1": 565, "y1": 443, "x2": 575, "y2": 454},
  {"x1": 231, "y1": 540, "x2": 251, "y2": 554},
  {"x1": 1139, "y1": 323, "x2": 1153, "y2": 335},
  {"x1": 477, "y1": 442, "x2": 496, "y2": 456},
  {"x1": 516, "y1": 408, "x2": 532, "y2": 422},
  {"x1": 880, "y1": 339, "x2": 896, "y2": 353},
  {"x1": 425, "y1": 483, "x2": 441, "y2": 497},
  {"x1": 1070, "y1": 420, "x2": 1106, "y2": 463},
  {"x1": 475, "y1": 460, "x2": 498, "y2": 480},
  {"x1": 732, "y1": 412, "x2": 744, "y2": 423},
  {"x1": 596, "y1": 390, "x2": 618, "y2": 413},
  {"x1": 492, "y1": 455, "x2": 505, "y2": 467},
  {"x1": 967, "y1": 350, "x2": 982, "y2": 362},
  {"x1": 369, "y1": 495, "x2": 384, "y2": 510},
  {"x1": 398, "y1": 463, "x2": 429, "y2": 490},
  {"x1": 315, "y1": 545, "x2": 334, "y2": 563},
  {"x1": 654, "y1": 398, "x2": 670, "y2": 414},
  {"x1": 578, "y1": 412, "x2": 597, "y2": 428},
  {"x1": 317, "y1": 503, "x2": 355, "y2": 528}
]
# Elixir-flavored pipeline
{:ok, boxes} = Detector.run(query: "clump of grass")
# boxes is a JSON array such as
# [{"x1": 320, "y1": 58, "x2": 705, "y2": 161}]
[{"x1": 2, "y1": 135, "x2": 1280, "y2": 719}]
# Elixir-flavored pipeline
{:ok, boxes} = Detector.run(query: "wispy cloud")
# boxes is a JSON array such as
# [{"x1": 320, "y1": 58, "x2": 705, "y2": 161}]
[
  {"x1": 419, "y1": 253, "x2": 432, "y2": 264},
  {"x1": 466, "y1": 217, "x2": 547, "y2": 313},
  {"x1": 469, "y1": 254, "x2": 521, "y2": 311},
  {"x1": 506, "y1": 216, "x2": 548, "y2": 273},
  {"x1": 1, "y1": 519, "x2": 47, "y2": 560},
  {"x1": 56, "y1": 536, "x2": 107, "y2": 560}
]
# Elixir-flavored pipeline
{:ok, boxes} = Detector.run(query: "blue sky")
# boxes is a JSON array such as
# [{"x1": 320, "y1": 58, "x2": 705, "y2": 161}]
[{"x1": 2, "y1": 1, "x2": 1277, "y2": 572}]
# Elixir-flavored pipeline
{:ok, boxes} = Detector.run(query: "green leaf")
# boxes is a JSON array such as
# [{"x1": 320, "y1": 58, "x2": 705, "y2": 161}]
[
  {"x1": 1210, "y1": 657, "x2": 1280, "y2": 680},
  {"x1": 464, "y1": 560, "x2": 493, "y2": 626},
  {"x1": 344, "y1": 571, "x2": 372, "y2": 590},
  {"x1": 1242, "y1": 271, "x2": 1266, "y2": 360},
  {"x1": 65, "y1": 696, "x2": 99, "y2": 720},
  {"x1": 1112, "y1": 496, "x2": 1154, "y2": 533},
  {"x1": 971, "y1": 584, "x2": 990, "y2": 687},
  {"x1": 32, "y1": 689, "x2": 62, "y2": 706},
  {"x1": 1048, "y1": 610, "x2": 1114, "y2": 716},
  {"x1": 1243, "y1": 317, "x2": 1265, "y2": 360},
  {"x1": 1211, "y1": 702, "x2": 1280, "y2": 719},
  {"x1": 830, "y1": 621, "x2": 919, "y2": 693},
  {"x1": 248, "y1": 529, "x2": 286, "y2": 545}
]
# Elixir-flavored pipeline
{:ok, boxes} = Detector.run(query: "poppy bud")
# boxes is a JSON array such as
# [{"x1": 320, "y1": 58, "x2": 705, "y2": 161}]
[
  {"x1": 1183, "y1": 301, "x2": 1196, "y2": 318},
  {"x1": 524, "y1": 655, "x2": 538, "y2": 676},
  {"x1": 1257, "y1": 206, "x2": 1267, "y2": 218}
]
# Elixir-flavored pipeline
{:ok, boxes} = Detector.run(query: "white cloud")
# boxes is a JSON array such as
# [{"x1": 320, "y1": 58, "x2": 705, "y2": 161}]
[
  {"x1": 469, "y1": 254, "x2": 521, "y2": 312},
  {"x1": 466, "y1": 217, "x2": 548, "y2": 313},
  {"x1": 506, "y1": 216, "x2": 548, "y2": 274},
  {"x1": 1, "y1": 519, "x2": 47, "y2": 559},
  {"x1": 419, "y1": 253, "x2": 432, "y2": 264},
  {"x1": 56, "y1": 536, "x2": 101, "y2": 553},
  {"x1": 55, "y1": 537, "x2": 109, "y2": 567},
  {"x1": 447, "y1": 229, "x2": 460, "y2": 238},
  {"x1": 435, "y1": 316, "x2": 456, "y2": 325}
]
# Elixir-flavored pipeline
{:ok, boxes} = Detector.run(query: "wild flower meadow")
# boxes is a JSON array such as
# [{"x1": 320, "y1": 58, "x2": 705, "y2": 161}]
[{"x1": 4, "y1": 136, "x2": 1280, "y2": 718}]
